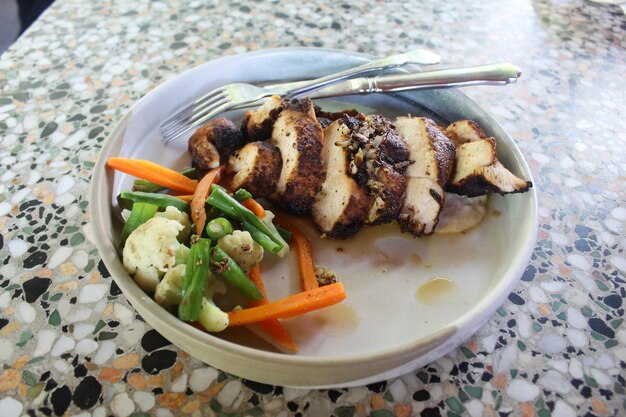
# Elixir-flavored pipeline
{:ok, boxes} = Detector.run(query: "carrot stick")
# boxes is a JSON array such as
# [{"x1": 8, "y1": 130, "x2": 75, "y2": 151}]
[
  {"x1": 241, "y1": 198, "x2": 266, "y2": 218},
  {"x1": 174, "y1": 195, "x2": 193, "y2": 202},
  {"x1": 274, "y1": 217, "x2": 318, "y2": 291},
  {"x1": 190, "y1": 166, "x2": 224, "y2": 235},
  {"x1": 246, "y1": 265, "x2": 298, "y2": 352},
  {"x1": 228, "y1": 282, "x2": 346, "y2": 326},
  {"x1": 107, "y1": 157, "x2": 198, "y2": 194}
]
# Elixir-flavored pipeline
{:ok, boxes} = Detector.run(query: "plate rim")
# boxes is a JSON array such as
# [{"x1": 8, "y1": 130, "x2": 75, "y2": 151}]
[{"x1": 89, "y1": 46, "x2": 538, "y2": 387}]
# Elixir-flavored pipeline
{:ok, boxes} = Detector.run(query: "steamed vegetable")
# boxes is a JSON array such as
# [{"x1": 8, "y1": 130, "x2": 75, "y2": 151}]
[
  {"x1": 206, "y1": 185, "x2": 286, "y2": 254},
  {"x1": 198, "y1": 296, "x2": 229, "y2": 332},
  {"x1": 259, "y1": 210, "x2": 290, "y2": 258},
  {"x1": 217, "y1": 230, "x2": 263, "y2": 272},
  {"x1": 122, "y1": 217, "x2": 190, "y2": 292},
  {"x1": 179, "y1": 238, "x2": 212, "y2": 321},
  {"x1": 190, "y1": 166, "x2": 224, "y2": 235},
  {"x1": 241, "y1": 198, "x2": 266, "y2": 218},
  {"x1": 206, "y1": 217, "x2": 234, "y2": 240},
  {"x1": 119, "y1": 202, "x2": 158, "y2": 249},
  {"x1": 155, "y1": 264, "x2": 186, "y2": 308},
  {"x1": 118, "y1": 190, "x2": 189, "y2": 212},
  {"x1": 110, "y1": 156, "x2": 345, "y2": 344},
  {"x1": 210, "y1": 246, "x2": 263, "y2": 300},
  {"x1": 133, "y1": 167, "x2": 198, "y2": 193},
  {"x1": 275, "y1": 216, "x2": 318, "y2": 291},
  {"x1": 108, "y1": 157, "x2": 198, "y2": 194},
  {"x1": 155, "y1": 206, "x2": 191, "y2": 243},
  {"x1": 246, "y1": 265, "x2": 298, "y2": 352},
  {"x1": 228, "y1": 282, "x2": 347, "y2": 326}
]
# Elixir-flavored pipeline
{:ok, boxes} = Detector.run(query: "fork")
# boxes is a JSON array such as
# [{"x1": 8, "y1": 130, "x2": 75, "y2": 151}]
[{"x1": 159, "y1": 49, "x2": 442, "y2": 143}]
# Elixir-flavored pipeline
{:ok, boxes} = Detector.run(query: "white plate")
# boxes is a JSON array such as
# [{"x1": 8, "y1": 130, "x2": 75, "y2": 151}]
[{"x1": 90, "y1": 47, "x2": 538, "y2": 388}]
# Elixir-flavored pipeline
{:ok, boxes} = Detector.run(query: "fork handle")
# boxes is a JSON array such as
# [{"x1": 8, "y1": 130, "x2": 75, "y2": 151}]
[
  {"x1": 308, "y1": 63, "x2": 522, "y2": 98},
  {"x1": 281, "y1": 48, "x2": 440, "y2": 98}
]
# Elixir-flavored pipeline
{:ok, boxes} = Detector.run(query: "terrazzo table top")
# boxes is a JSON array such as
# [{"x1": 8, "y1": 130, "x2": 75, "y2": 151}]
[{"x1": 0, "y1": 0, "x2": 625, "y2": 416}]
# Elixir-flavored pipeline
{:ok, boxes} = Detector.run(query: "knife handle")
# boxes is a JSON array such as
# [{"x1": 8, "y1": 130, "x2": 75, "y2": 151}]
[{"x1": 308, "y1": 63, "x2": 521, "y2": 98}]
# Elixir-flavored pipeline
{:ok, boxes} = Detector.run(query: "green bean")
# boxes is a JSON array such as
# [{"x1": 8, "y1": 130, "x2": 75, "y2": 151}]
[
  {"x1": 241, "y1": 220, "x2": 282, "y2": 254},
  {"x1": 178, "y1": 238, "x2": 211, "y2": 321},
  {"x1": 117, "y1": 190, "x2": 189, "y2": 212},
  {"x1": 205, "y1": 217, "x2": 233, "y2": 240},
  {"x1": 232, "y1": 188, "x2": 252, "y2": 202},
  {"x1": 210, "y1": 246, "x2": 263, "y2": 300},
  {"x1": 119, "y1": 202, "x2": 158, "y2": 249},
  {"x1": 206, "y1": 185, "x2": 284, "y2": 250},
  {"x1": 275, "y1": 225, "x2": 292, "y2": 242}
]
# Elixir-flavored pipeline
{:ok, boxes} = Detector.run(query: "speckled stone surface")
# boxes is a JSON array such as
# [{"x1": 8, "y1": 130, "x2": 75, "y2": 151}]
[{"x1": 0, "y1": 0, "x2": 625, "y2": 416}]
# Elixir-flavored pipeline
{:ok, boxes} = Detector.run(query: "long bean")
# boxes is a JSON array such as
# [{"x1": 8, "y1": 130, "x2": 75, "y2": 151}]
[
  {"x1": 205, "y1": 217, "x2": 233, "y2": 240},
  {"x1": 241, "y1": 220, "x2": 282, "y2": 254},
  {"x1": 206, "y1": 185, "x2": 284, "y2": 251},
  {"x1": 232, "y1": 188, "x2": 252, "y2": 202},
  {"x1": 119, "y1": 202, "x2": 158, "y2": 248},
  {"x1": 118, "y1": 190, "x2": 189, "y2": 212},
  {"x1": 178, "y1": 238, "x2": 212, "y2": 321},
  {"x1": 210, "y1": 246, "x2": 263, "y2": 301}
]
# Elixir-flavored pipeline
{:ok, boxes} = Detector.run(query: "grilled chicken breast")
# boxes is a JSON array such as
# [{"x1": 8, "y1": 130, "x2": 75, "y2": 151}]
[
  {"x1": 227, "y1": 141, "x2": 282, "y2": 198},
  {"x1": 312, "y1": 121, "x2": 371, "y2": 238},
  {"x1": 188, "y1": 117, "x2": 244, "y2": 175},
  {"x1": 192, "y1": 98, "x2": 532, "y2": 240},
  {"x1": 445, "y1": 120, "x2": 486, "y2": 147},
  {"x1": 395, "y1": 116, "x2": 456, "y2": 236},
  {"x1": 447, "y1": 138, "x2": 532, "y2": 196},
  {"x1": 241, "y1": 95, "x2": 283, "y2": 142},
  {"x1": 269, "y1": 98, "x2": 325, "y2": 214}
]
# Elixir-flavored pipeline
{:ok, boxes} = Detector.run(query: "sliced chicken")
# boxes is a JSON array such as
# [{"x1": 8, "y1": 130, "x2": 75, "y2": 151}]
[
  {"x1": 269, "y1": 98, "x2": 325, "y2": 214},
  {"x1": 227, "y1": 141, "x2": 282, "y2": 198},
  {"x1": 341, "y1": 114, "x2": 410, "y2": 225},
  {"x1": 395, "y1": 116, "x2": 457, "y2": 236},
  {"x1": 312, "y1": 121, "x2": 371, "y2": 238},
  {"x1": 188, "y1": 136, "x2": 219, "y2": 172},
  {"x1": 445, "y1": 120, "x2": 486, "y2": 147},
  {"x1": 188, "y1": 118, "x2": 244, "y2": 175},
  {"x1": 398, "y1": 178, "x2": 445, "y2": 236},
  {"x1": 241, "y1": 95, "x2": 283, "y2": 142},
  {"x1": 447, "y1": 138, "x2": 532, "y2": 196},
  {"x1": 365, "y1": 165, "x2": 406, "y2": 225},
  {"x1": 344, "y1": 114, "x2": 410, "y2": 167}
]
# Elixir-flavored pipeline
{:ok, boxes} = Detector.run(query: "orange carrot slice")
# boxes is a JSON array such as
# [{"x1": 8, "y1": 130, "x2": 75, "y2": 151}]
[
  {"x1": 174, "y1": 195, "x2": 193, "y2": 202},
  {"x1": 107, "y1": 157, "x2": 198, "y2": 194},
  {"x1": 242, "y1": 198, "x2": 266, "y2": 218},
  {"x1": 247, "y1": 265, "x2": 298, "y2": 352},
  {"x1": 190, "y1": 166, "x2": 224, "y2": 235},
  {"x1": 274, "y1": 216, "x2": 318, "y2": 291},
  {"x1": 228, "y1": 282, "x2": 346, "y2": 326}
]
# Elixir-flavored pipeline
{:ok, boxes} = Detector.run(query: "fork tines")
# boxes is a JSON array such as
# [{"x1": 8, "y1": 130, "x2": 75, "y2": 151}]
[{"x1": 160, "y1": 87, "x2": 230, "y2": 143}]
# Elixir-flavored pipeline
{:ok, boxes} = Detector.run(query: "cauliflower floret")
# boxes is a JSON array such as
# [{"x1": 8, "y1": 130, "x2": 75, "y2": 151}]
[
  {"x1": 123, "y1": 217, "x2": 188, "y2": 292},
  {"x1": 198, "y1": 296, "x2": 229, "y2": 332},
  {"x1": 217, "y1": 230, "x2": 263, "y2": 272},
  {"x1": 154, "y1": 206, "x2": 191, "y2": 242},
  {"x1": 261, "y1": 210, "x2": 289, "y2": 258},
  {"x1": 154, "y1": 264, "x2": 186, "y2": 308}
]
